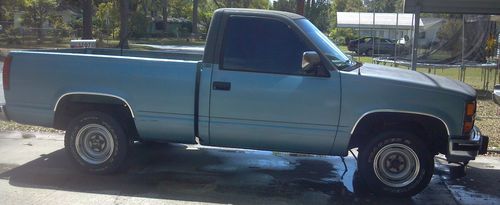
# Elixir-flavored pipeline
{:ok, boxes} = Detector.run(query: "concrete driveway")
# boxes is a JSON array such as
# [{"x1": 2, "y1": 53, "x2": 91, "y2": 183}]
[{"x1": 1, "y1": 132, "x2": 499, "y2": 205}]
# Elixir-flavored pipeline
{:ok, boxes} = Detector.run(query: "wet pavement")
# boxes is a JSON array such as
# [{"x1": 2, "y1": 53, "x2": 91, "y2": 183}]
[{"x1": 0, "y1": 132, "x2": 499, "y2": 205}]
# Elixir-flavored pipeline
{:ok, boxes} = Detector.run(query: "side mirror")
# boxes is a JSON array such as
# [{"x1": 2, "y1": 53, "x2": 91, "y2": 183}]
[
  {"x1": 302, "y1": 51, "x2": 321, "y2": 72},
  {"x1": 346, "y1": 54, "x2": 354, "y2": 62}
]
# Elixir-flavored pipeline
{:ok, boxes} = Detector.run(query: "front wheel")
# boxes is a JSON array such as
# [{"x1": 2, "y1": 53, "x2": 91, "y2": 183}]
[
  {"x1": 358, "y1": 131, "x2": 434, "y2": 197},
  {"x1": 65, "y1": 111, "x2": 129, "y2": 174}
]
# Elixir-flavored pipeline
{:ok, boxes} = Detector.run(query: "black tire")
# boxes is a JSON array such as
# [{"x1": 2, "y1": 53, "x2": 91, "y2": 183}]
[
  {"x1": 358, "y1": 131, "x2": 434, "y2": 197},
  {"x1": 65, "y1": 111, "x2": 128, "y2": 174}
]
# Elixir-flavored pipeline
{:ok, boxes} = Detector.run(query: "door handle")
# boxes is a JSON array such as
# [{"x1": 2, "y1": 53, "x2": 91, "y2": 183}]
[{"x1": 213, "y1": 81, "x2": 231, "y2": 91}]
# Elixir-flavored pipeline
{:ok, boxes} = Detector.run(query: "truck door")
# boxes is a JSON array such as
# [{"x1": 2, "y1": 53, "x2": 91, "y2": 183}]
[{"x1": 208, "y1": 16, "x2": 341, "y2": 155}]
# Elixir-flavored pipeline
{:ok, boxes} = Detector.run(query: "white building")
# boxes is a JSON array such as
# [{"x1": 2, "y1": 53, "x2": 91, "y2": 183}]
[{"x1": 336, "y1": 12, "x2": 444, "y2": 47}]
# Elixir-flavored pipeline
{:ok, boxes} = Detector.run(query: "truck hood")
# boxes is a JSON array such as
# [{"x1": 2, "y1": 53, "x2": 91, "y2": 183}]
[{"x1": 354, "y1": 63, "x2": 476, "y2": 98}]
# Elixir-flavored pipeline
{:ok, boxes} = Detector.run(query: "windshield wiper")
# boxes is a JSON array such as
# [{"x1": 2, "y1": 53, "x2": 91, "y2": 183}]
[{"x1": 338, "y1": 60, "x2": 362, "y2": 71}]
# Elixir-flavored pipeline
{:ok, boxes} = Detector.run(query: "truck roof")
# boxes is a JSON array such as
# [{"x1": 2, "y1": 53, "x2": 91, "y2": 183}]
[{"x1": 215, "y1": 8, "x2": 305, "y2": 20}]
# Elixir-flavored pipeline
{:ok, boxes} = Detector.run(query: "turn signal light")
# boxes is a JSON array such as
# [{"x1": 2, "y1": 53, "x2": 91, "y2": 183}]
[
  {"x1": 466, "y1": 102, "x2": 476, "y2": 116},
  {"x1": 463, "y1": 101, "x2": 476, "y2": 136}
]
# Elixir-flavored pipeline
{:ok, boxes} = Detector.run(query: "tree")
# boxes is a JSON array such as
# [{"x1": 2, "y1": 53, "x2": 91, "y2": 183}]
[
  {"x1": 197, "y1": 0, "x2": 218, "y2": 34},
  {"x1": 192, "y1": 0, "x2": 198, "y2": 37},
  {"x1": 330, "y1": 0, "x2": 366, "y2": 44},
  {"x1": 196, "y1": 0, "x2": 268, "y2": 35},
  {"x1": 22, "y1": 0, "x2": 58, "y2": 40},
  {"x1": 95, "y1": 1, "x2": 119, "y2": 39},
  {"x1": 0, "y1": 0, "x2": 21, "y2": 21},
  {"x1": 366, "y1": 0, "x2": 403, "y2": 13},
  {"x1": 118, "y1": 0, "x2": 129, "y2": 48},
  {"x1": 169, "y1": 0, "x2": 192, "y2": 18},
  {"x1": 81, "y1": 0, "x2": 93, "y2": 39},
  {"x1": 305, "y1": 0, "x2": 331, "y2": 31},
  {"x1": 162, "y1": 0, "x2": 168, "y2": 36},
  {"x1": 296, "y1": 0, "x2": 304, "y2": 15},
  {"x1": 213, "y1": 0, "x2": 269, "y2": 9},
  {"x1": 272, "y1": 0, "x2": 296, "y2": 12}
]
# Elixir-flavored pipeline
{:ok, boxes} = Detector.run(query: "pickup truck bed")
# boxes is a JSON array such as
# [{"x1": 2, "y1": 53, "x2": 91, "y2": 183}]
[
  {"x1": 41, "y1": 47, "x2": 204, "y2": 61},
  {"x1": 7, "y1": 49, "x2": 200, "y2": 144}
]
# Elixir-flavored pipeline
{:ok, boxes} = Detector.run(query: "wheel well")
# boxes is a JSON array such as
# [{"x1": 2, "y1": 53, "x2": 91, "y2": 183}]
[
  {"x1": 348, "y1": 112, "x2": 449, "y2": 155},
  {"x1": 53, "y1": 94, "x2": 139, "y2": 139}
]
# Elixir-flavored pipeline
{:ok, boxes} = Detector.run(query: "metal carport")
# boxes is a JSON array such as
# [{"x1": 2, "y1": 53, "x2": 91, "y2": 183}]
[{"x1": 404, "y1": 0, "x2": 500, "y2": 70}]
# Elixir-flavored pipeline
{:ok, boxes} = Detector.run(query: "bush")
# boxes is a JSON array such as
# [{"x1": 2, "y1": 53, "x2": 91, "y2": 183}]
[
  {"x1": 130, "y1": 12, "x2": 149, "y2": 38},
  {"x1": 49, "y1": 15, "x2": 72, "y2": 43},
  {"x1": 329, "y1": 28, "x2": 359, "y2": 45},
  {"x1": 4, "y1": 27, "x2": 22, "y2": 45}
]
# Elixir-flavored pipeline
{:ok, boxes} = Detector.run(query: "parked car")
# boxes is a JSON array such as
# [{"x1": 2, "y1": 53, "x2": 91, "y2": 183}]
[
  {"x1": 348, "y1": 37, "x2": 404, "y2": 56},
  {"x1": 494, "y1": 84, "x2": 500, "y2": 105},
  {"x1": 0, "y1": 8, "x2": 488, "y2": 197}
]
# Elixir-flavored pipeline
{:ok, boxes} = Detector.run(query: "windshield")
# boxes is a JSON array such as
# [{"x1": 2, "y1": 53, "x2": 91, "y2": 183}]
[{"x1": 296, "y1": 19, "x2": 356, "y2": 70}]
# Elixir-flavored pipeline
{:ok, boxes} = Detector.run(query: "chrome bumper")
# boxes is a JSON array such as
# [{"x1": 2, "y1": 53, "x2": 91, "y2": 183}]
[
  {"x1": 0, "y1": 105, "x2": 8, "y2": 121},
  {"x1": 447, "y1": 126, "x2": 489, "y2": 163}
]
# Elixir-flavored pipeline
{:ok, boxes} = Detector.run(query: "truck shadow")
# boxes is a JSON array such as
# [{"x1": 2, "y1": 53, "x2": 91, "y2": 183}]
[{"x1": 0, "y1": 142, "x2": 443, "y2": 204}]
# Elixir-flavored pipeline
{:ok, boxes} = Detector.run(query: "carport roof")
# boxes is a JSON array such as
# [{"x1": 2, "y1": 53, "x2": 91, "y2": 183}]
[
  {"x1": 404, "y1": 0, "x2": 500, "y2": 14},
  {"x1": 336, "y1": 12, "x2": 444, "y2": 29}
]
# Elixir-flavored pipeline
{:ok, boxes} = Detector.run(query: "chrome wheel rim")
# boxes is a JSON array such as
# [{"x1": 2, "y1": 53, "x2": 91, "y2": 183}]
[
  {"x1": 75, "y1": 124, "x2": 114, "y2": 165},
  {"x1": 373, "y1": 143, "x2": 420, "y2": 188}
]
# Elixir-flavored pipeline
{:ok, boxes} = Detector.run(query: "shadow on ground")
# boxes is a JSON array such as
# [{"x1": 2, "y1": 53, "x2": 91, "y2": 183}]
[{"x1": 0, "y1": 143, "x2": 455, "y2": 204}]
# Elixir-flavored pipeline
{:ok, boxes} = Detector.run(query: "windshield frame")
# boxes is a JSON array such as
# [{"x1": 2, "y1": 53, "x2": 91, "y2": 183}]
[{"x1": 294, "y1": 19, "x2": 358, "y2": 71}]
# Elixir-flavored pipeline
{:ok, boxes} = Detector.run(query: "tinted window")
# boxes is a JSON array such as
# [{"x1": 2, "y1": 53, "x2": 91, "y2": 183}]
[{"x1": 221, "y1": 16, "x2": 310, "y2": 75}]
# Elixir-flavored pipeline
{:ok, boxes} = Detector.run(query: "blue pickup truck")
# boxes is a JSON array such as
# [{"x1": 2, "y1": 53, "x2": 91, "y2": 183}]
[{"x1": 0, "y1": 9, "x2": 488, "y2": 196}]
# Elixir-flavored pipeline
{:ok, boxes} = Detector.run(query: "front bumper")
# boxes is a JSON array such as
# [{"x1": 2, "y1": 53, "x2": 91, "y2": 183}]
[
  {"x1": 0, "y1": 105, "x2": 8, "y2": 121},
  {"x1": 447, "y1": 126, "x2": 489, "y2": 163}
]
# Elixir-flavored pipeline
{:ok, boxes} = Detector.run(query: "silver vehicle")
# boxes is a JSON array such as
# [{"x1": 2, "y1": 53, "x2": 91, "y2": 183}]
[{"x1": 494, "y1": 84, "x2": 500, "y2": 105}]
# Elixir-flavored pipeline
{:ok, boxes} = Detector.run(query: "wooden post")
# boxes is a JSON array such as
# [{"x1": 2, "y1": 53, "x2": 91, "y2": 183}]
[{"x1": 411, "y1": 7, "x2": 420, "y2": 71}]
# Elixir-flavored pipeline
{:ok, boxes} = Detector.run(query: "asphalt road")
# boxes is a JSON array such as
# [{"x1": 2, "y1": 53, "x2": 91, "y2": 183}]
[{"x1": 1, "y1": 132, "x2": 499, "y2": 205}]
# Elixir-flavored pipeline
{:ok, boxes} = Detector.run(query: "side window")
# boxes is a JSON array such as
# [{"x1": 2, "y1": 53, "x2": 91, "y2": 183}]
[{"x1": 221, "y1": 16, "x2": 311, "y2": 75}]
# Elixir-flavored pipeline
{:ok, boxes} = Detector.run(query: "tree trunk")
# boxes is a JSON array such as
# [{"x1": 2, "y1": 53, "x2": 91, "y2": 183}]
[
  {"x1": 36, "y1": 21, "x2": 43, "y2": 41},
  {"x1": 162, "y1": 0, "x2": 168, "y2": 36},
  {"x1": 118, "y1": 0, "x2": 129, "y2": 49},
  {"x1": 296, "y1": 0, "x2": 305, "y2": 15},
  {"x1": 82, "y1": 0, "x2": 93, "y2": 39},
  {"x1": 192, "y1": 0, "x2": 198, "y2": 38},
  {"x1": 305, "y1": 0, "x2": 311, "y2": 15}
]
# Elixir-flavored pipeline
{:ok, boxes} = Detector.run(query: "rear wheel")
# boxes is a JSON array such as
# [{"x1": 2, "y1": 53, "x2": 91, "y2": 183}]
[
  {"x1": 358, "y1": 131, "x2": 434, "y2": 197},
  {"x1": 65, "y1": 111, "x2": 128, "y2": 174}
]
